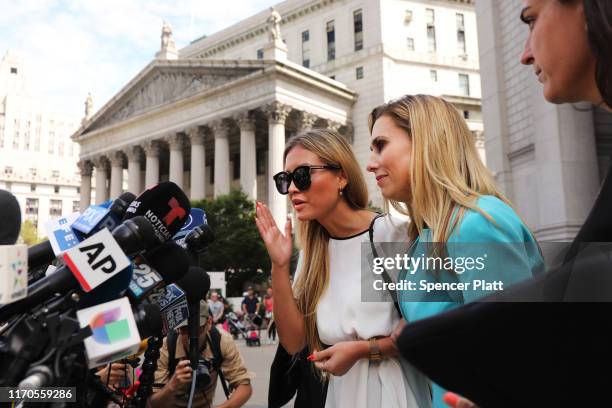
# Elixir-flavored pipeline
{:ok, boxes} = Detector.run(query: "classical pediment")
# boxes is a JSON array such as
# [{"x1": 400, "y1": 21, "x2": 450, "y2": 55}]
[{"x1": 81, "y1": 60, "x2": 265, "y2": 134}]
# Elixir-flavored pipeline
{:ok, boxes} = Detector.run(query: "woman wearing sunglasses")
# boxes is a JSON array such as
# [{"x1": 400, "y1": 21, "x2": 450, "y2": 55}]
[
  {"x1": 366, "y1": 94, "x2": 544, "y2": 408},
  {"x1": 255, "y1": 129, "x2": 431, "y2": 408}
]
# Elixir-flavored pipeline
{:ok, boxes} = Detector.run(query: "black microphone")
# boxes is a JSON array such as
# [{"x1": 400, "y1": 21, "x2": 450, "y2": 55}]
[
  {"x1": 0, "y1": 189, "x2": 21, "y2": 245},
  {"x1": 133, "y1": 303, "x2": 163, "y2": 338},
  {"x1": 185, "y1": 225, "x2": 215, "y2": 254},
  {"x1": 0, "y1": 216, "x2": 157, "y2": 322},
  {"x1": 27, "y1": 192, "x2": 137, "y2": 270},
  {"x1": 177, "y1": 266, "x2": 211, "y2": 368},
  {"x1": 123, "y1": 182, "x2": 191, "y2": 244}
]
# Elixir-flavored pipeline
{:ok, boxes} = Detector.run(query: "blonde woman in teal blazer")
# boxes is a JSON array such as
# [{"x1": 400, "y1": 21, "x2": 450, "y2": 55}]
[{"x1": 366, "y1": 95, "x2": 544, "y2": 408}]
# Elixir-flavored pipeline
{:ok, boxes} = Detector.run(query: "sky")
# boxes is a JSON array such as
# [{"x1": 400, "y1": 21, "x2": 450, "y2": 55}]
[{"x1": 1, "y1": 0, "x2": 279, "y2": 119}]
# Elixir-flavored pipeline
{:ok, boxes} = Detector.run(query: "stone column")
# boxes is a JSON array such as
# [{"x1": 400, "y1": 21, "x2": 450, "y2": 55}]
[
  {"x1": 188, "y1": 127, "x2": 206, "y2": 201},
  {"x1": 144, "y1": 141, "x2": 161, "y2": 188},
  {"x1": 297, "y1": 111, "x2": 317, "y2": 134},
  {"x1": 93, "y1": 156, "x2": 109, "y2": 204},
  {"x1": 127, "y1": 146, "x2": 143, "y2": 194},
  {"x1": 212, "y1": 121, "x2": 231, "y2": 198},
  {"x1": 78, "y1": 160, "x2": 93, "y2": 211},
  {"x1": 237, "y1": 112, "x2": 257, "y2": 200},
  {"x1": 109, "y1": 151, "x2": 125, "y2": 199},
  {"x1": 167, "y1": 133, "x2": 184, "y2": 188},
  {"x1": 264, "y1": 101, "x2": 292, "y2": 226}
]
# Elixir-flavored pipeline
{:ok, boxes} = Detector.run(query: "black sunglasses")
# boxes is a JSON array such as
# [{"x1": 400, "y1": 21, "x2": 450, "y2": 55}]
[{"x1": 273, "y1": 164, "x2": 341, "y2": 195}]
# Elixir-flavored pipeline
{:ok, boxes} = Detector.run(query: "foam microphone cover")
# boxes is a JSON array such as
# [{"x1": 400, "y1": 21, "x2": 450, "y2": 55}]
[
  {"x1": 177, "y1": 266, "x2": 210, "y2": 304},
  {"x1": 0, "y1": 190, "x2": 21, "y2": 245},
  {"x1": 122, "y1": 182, "x2": 191, "y2": 243},
  {"x1": 144, "y1": 241, "x2": 191, "y2": 284},
  {"x1": 134, "y1": 303, "x2": 163, "y2": 338}
]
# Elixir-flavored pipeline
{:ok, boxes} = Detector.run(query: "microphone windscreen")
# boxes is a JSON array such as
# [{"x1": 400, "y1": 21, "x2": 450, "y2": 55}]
[
  {"x1": 122, "y1": 182, "x2": 191, "y2": 243},
  {"x1": 144, "y1": 241, "x2": 191, "y2": 284},
  {"x1": 134, "y1": 303, "x2": 163, "y2": 338},
  {"x1": 177, "y1": 266, "x2": 210, "y2": 304},
  {"x1": 0, "y1": 190, "x2": 21, "y2": 245}
]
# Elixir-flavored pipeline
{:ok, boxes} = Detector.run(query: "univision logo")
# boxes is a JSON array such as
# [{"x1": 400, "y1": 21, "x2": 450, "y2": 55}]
[{"x1": 90, "y1": 307, "x2": 131, "y2": 344}]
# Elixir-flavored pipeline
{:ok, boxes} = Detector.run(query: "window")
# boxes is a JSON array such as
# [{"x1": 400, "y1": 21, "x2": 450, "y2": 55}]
[
  {"x1": 50, "y1": 200, "x2": 62, "y2": 217},
  {"x1": 30, "y1": 184, "x2": 36, "y2": 192},
  {"x1": 326, "y1": 20, "x2": 335, "y2": 61},
  {"x1": 256, "y1": 48, "x2": 263, "y2": 59},
  {"x1": 73, "y1": 201, "x2": 80, "y2": 213},
  {"x1": 4, "y1": 166, "x2": 13, "y2": 175},
  {"x1": 404, "y1": 10, "x2": 413, "y2": 24},
  {"x1": 54, "y1": 185, "x2": 60, "y2": 194},
  {"x1": 426, "y1": 8, "x2": 436, "y2": 53},
  {"x1": 407, "y1": 37, "x2": 415, "y2": 51},
  {"x1": 301, "y1": 30, "x2": 310, "y2": 68},
  {"x1": 457, "y1": 13, "x2": 466, "y2": 55},
  {"x1": 356, "y1": 66, "x2": 364, "y2": 80},
  {"x1": 426, "y1": 8, "x2": 435, "y2": 26},
  {"x1": 48, "y1": 131, "x2": 55, "y2": 154},
  {"x1": 430, "y1": 70, "x2": 438, "y2": 82},
  {"x1": 232, "y1": 154, "x2": 240, "y2": 180},
  {"x1": 459, "y1": 74, "x2": 470, "y2": 96},
  {"x1": 353, "y1": 9, "x2": 363, "y2": 51},
  {"x1": 29, "y1": 168, "x2": 37, "y2": 177},
  {"x1": 463, "y1": 110, "x2": 470, "y2": 119},
  {"x1": 52, "y1": 170, "x2": 60, "y2": 178},
  {"x1": 10, "y1": 67, "x2": 17, "y2": 74},
  {"x1": 25, "y1": 198, "x2": 39, "y2": 215}
]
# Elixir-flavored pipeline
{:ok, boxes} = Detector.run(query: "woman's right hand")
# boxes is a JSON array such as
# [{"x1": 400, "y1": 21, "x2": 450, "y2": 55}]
[{"x1": 255, "y1": 202, "x2": 293, "y2": 268}]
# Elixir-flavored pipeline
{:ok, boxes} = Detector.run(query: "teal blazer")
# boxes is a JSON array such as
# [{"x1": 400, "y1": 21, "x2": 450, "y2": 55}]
[{"x1": 398, "y1": 195, "x2": 544, "y2": 408}]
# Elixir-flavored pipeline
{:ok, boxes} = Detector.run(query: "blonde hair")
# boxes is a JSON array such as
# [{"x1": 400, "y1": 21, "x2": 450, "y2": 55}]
[
  {"x1": 285, "y1": 129, "x2": 368, "y2": 357},
  {"x1": 368, "y1": 94, "x2": 513, "y2": 243}
]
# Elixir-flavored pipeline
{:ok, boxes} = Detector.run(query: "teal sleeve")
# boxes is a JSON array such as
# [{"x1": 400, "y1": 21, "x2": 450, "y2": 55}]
[{"x1": 446, "y1": 196, "x2": 543, "y2": 302}]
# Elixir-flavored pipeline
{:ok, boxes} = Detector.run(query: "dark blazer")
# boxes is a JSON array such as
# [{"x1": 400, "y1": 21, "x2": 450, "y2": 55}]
[{"x1": 396, "y1": 166, "x2": 612, "y2": 408}]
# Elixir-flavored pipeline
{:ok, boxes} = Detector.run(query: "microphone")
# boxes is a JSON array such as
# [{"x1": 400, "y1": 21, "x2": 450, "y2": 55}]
[
  {"x1": 148, "y1": 283, "x2": 189, "y2": 335},
  {"x1": 28, "y1": 192, "x2": 136, "y2": 270},
  {"x1": 133, "y1": 302, "x2": 163, "y2": 339},
  {"x1": 123, "y1": 182, "x2": 191, "y2": 244},
  {"x1": 0, "y1": 216, "x2": 157, "y2": 322},
  {"x1": 127, "y1": 241, "x2": 191, "y2": 301},
  {"x1": 177, "y1": 266, "x2": 211, "y2": 367},
  {"x1": 71, "y1": 192, "x2": 136, "y2": 238},
  {"x1": 0, "y1": 245, "x2": 28, "y2": 304},
  {"x1": 0, "y1": 190, "x2": 21, "y2": 245},
  {"x1": 172, "y1": 208, "x2": 208, "y2": 247},
  {"x1": 76, "y1": 296, "x2": 142, "y2": 368}
]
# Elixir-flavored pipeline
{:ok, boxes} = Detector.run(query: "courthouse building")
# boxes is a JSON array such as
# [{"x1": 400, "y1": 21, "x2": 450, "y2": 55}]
[
  {"x1": 74, "y1": 0, "x2": 482, "y2": 225},
  {"x1": 0, "y1": 51, "x2": 81, "y2": 234}
]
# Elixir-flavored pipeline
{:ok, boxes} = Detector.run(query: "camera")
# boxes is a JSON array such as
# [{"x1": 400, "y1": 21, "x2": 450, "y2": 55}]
[{"x1": 193, "y1": 358, "x2": 214, "y2": 389}]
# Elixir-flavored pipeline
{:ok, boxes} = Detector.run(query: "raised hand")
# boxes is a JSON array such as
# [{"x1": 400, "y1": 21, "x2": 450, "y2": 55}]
[{"x1": 254, "y1": 202, "x2": 293, "y2": 268}]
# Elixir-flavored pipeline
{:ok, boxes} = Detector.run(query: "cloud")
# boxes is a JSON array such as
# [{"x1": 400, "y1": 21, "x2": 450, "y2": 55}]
[{"x1": 0, "y1": 0, "x2": 278, "y2": 119}]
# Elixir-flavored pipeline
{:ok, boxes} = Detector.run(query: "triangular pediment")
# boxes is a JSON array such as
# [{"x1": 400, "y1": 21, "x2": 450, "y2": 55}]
[{"x1": 81, "y1": 59, "x2": 265, "y2": 134}]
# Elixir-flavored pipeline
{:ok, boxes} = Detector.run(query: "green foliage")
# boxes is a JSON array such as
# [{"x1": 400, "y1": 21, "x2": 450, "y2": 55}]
[
  {"x1": 367, "y1": 200, "x2": 384, "y2": 214},
  {"x1": 191, "y1": 189, "x2": 271, "y2": 296},
  {"x1": 19, "y1": 220, "x2": 43, "y2": 246}
]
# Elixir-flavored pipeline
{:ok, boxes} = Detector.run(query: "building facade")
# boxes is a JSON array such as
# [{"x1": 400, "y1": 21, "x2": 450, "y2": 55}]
[
  {"x1": 0, "y1": 52, "x2": 82, "y2": 235},
  {"x1": 476, "y1": 0, "x2": 612, "y2": 241},
  {"x1": 74, "y1": 0, "x2": 482, "y2": 226}
]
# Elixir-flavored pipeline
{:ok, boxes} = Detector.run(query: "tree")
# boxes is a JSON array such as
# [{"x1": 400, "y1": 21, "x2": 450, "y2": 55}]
[
  {"x1": 19, "y1": 220, "x2": 42, "y2": 246},
  {"x1": 191, "y1": 189, "x2": 271, "y2": 296}
]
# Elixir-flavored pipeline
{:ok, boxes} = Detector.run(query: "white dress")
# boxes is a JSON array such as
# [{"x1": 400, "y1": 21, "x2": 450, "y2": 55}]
[{"x1": 296, "y1": 215, "x2": 432, "y2": 408}]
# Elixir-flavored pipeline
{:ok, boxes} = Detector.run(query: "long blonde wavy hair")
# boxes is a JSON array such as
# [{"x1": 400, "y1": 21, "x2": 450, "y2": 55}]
[
  {"x1": 368, "y1": 94, "x2": 513, "y2": 243},
  {"x1": 286, "y1": 129, "x2": 369, "y2": 355}
]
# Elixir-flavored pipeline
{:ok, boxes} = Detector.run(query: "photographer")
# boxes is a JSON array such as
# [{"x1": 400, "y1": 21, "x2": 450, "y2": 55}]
[{"x1": 149, "y1": 301, "x2": 252, "y2": 408}]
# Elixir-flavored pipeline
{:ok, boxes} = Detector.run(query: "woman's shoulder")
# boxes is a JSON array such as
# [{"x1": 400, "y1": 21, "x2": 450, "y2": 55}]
[
  {"x1": 452, "y1": 195, "x2": 533, "y2": 243},
  {"x1": 373, "y1": 213, "x2": 410, "y2": 243}
]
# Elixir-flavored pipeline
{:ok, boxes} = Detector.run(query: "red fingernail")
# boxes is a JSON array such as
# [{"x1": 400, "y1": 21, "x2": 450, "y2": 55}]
[
  {"x1": 443, "y1": 392, "x2": 459, "y2": 407},
  {"x1": 307, "y1": 354, "x2": 315, "y2": 361}
]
